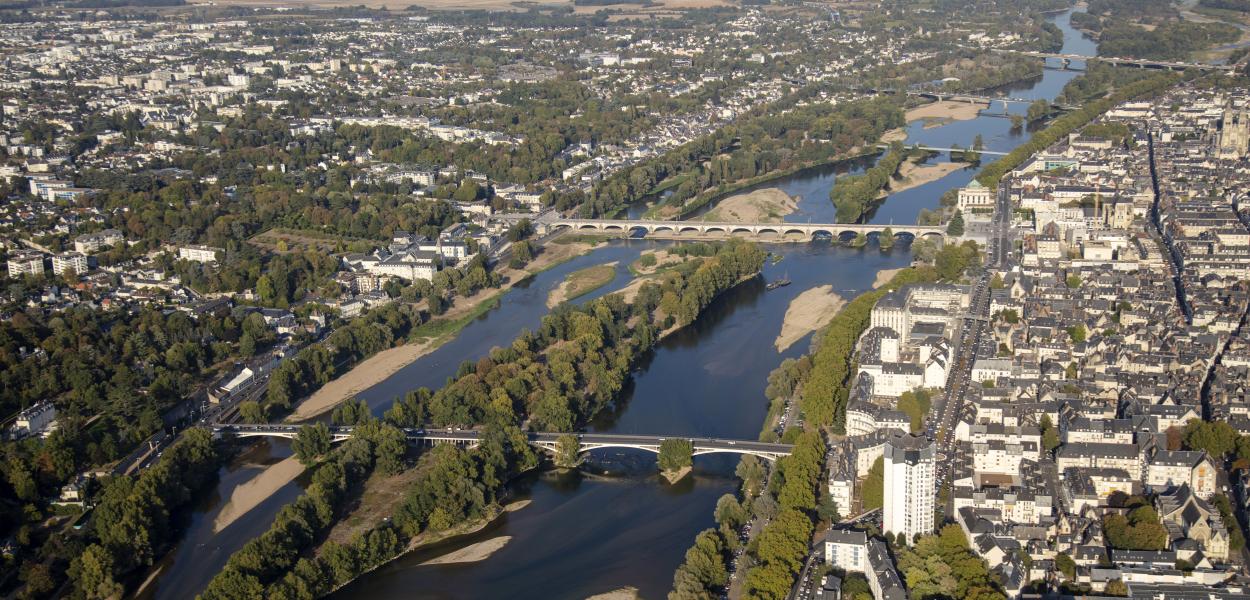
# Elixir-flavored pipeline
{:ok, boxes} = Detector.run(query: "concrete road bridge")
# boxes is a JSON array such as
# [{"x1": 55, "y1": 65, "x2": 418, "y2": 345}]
[
  {"x1": 542, "y1": 218, "x2": 946, "y2": 241},
  {"x1": 215, "y1": 424, "x2": 794, "y2": 461},
  {"x1": 993, "y1": 49, "x2": 1234, "y2": 72}
]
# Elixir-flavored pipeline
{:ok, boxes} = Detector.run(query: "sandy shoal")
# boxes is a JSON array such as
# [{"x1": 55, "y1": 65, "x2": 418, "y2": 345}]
[
  {"x1": 873, "y1": 267, "x2": 906, "y2": 289},
  {"x1": 775, "y1": 285, "x2": 846, "y2": 352},
  {"x1": 701, "y1": 187, "x2": 797, "y2": 223},
  {"x1": 891, "y1": 160, "x2": 967, "y2": 195},
  {"x1": 905, "y1": 100, "x2": 988, "y2": 123},
  {"x1": 586, "y1": 588, "x2": 640, "y2": 600},
  {"x1": 420, "y1": 536, "x2": 512, "y2": 565},
  {"x1": 213, "y1": 456, "x2": 305, "y2": 533}
]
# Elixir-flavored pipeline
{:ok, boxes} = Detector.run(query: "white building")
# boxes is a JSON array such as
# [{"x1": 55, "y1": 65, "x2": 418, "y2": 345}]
[
  {"x1": 51, "y1": 252, "x2": 88, "y2": 276},
  {"x1": 883, "y1": 434, "x2": 935, "y2": 541},
  {"x1": 957, "y1": 179, "x2": 994, "y2": 211},
  {"x1": 7, "y1": 249, "x2": 45, "y2": 277},
  {"x1": 179, "y1": 245, "x2": 222, "y2": 264},
  {"x1": 12, "y1": 402, "x2": 56, "y2": 438},
  {"x1": 74, "y1": 229, "x2": 123, "y2": 254}
]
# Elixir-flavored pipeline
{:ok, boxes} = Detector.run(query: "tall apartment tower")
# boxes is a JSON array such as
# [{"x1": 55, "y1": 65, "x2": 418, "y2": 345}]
[{"x1": 883, "y1": 433, "x2": 936, "y2": 541}]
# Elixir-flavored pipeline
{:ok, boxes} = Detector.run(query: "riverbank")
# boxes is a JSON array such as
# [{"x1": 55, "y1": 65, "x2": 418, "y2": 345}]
[
  {"x1": 698, "y1": 187, "x2": 797, "y2": 222},
  {"x1": 873, "y1": 267, "x2": 907, "y2": 289},
  {"x1": 284, "y1": 237, "x2": 599, "y2": 423},
  {"x1": 547, "y1": 262, "x2": 618, "y2": 308},
  {"x1": 775, "y1": 285, "x2": 846, "y2": 352}
]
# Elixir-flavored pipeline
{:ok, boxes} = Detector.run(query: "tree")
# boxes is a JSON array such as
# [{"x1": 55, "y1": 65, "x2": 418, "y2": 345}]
[
  {"x1": 1054, "y1": 554, "x2": 1077, "y2": 581},
  {"x1": 990, "y1": 273, "x2": 1005, "y2": 289},
  {"x1": 292, "y1": 423, "x2": 333, "y2": 466},
  {"x1": 1040, "y1": 415, "x2": 1060, "y2": 455},
  {"x1": 946, "y1": 210, "x2": 965, "y2": 236},
  {"x1": 879, "y1": 227, "x2": 895, "y2": 250},
  {"x1": 553, "y1": 434, "x2": 581, "y2": 469},
  {"x1": 1066, "y1": 274, "x2": 1082, "y2": 288},
  {"x1": 714, "y1": 494, "x2": 748, "y2": 530},
  {"x1": 1068, "y1": 324, "x2": 1087, "y2": 343},
  {"x1": 862, "y1": 456, "x2": 884, "y2": 510},
  {"x1": 658, "y1": 438, "x2": 693, "y2": 474},
  {"x1": 72, "y1": 544, "x2": 123, "y2": 600},
  {"x1": 239, "y1": 400, "x2": 265, "y2": 423},
  {"x1": 1184, "y1": 419, "x2": 1238, "y2": 458}
]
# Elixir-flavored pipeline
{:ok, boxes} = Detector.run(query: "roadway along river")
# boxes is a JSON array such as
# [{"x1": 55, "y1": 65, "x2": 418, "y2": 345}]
[{"x1": 141, "y1": 10, "x2": 1095, "y2": 600}]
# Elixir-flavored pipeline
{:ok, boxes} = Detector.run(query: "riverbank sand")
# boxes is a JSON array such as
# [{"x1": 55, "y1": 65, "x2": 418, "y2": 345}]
[
  {"x1": 873, "y1": 267, "x2": 907, "y2": 289},
  {"x1": 587, "y1": 588, "x2": 640, "y2": 600},
  {"x1": 700, "y1": 187, "x2": 797, "y2": 223},
  {"x1": 420, "y1": 536, "x2": 512, "y2": 565},
  {"x1": 775, "y1": 285, "x2": 846, "y2": 352},
  {"x1": 213, "y1": 456, "x2": 305, "y2": 533}
]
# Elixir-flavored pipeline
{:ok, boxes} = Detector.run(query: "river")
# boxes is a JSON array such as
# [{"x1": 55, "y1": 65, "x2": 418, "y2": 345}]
[{"x1": 141, "y1": 10, "x2": 1094, "y2": 600}]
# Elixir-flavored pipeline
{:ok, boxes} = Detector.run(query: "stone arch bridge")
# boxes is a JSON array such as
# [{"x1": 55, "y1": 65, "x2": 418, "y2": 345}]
[
  {"x1": 544, "y1": 218, "x2": 945, "y2": 242},
  {"x1": 215, "y1": 424, "x2": 793, "y2": 461}
]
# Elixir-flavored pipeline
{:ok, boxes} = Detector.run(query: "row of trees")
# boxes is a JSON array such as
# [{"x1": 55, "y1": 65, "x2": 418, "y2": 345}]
[
  {"x1": 805, "y1": 242, "x2": 980, "y2": 430},
  {"x1": 830, "y1": 142, "x2": 907, "y2": 223},
  {"x1": 976, "y1": 72, "x2": 1184, "y2": 186}
]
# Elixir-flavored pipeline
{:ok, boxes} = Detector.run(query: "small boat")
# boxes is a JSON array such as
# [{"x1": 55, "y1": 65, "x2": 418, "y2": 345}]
[{"x1": 766, "y1": 277, "x2": 792, "y2": 291}]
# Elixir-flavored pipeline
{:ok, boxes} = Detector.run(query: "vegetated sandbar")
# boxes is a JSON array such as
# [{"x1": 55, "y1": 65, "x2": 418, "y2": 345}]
[
  {"x1": 547, "y1": 262, "x2": 618, "y2": 308},
  {"x1": 700, "y1": 187, "x2": 798, "y2": 223},
  {"x1": 891, "y1": 158, "x2": 968, "y2": 195}
]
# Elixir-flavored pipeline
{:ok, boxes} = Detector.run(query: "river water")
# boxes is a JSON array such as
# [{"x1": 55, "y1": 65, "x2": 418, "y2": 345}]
[{"x1": 143, "y1": 10, "x2": 1094, "y2": 600}]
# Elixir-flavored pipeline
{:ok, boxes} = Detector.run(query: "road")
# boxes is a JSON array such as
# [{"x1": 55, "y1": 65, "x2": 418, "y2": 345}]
[{"x1": 926, "y1": 180, "x2": 1011, "y2": 492}]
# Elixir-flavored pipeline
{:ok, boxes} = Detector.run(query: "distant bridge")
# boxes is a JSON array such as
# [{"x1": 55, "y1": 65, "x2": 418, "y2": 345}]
[
  {"x1": 542, "y1": 218, "x2": 946, "y2": 241},
  {"x1": 877, "y1": 143, "x2": 1009, "y2": 156},
  {"x1": 214, "y1": 424, "x2": 794, "y2": 461},
  {"x1": 993, "y1": 49, "x2": 1235, "y2": 72},
  {"x1": 866, "y1": 88, "x2": 1076, "y2": 111}
]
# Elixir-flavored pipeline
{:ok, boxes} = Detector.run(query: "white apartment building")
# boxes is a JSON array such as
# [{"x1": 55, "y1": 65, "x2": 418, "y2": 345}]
[
  {"x1": 7, "y1": 250, "x2": 45, "y2": 277},
  {"x1": 883, "y1": 434, "x2": 935, "y2": 541},
  {"x1": 179, "y1": 245, "x2": 222, "y2": 264},
  {"x1": 51, "y1": 252, "x2": 88, "y2": 276}
]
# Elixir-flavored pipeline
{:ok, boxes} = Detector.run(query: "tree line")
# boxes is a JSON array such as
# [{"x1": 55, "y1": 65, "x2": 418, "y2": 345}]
[
  {"x1": 67, "y1": 429, "x2": 222, "y2": 599},
  {"x1": 976, "y1": 72, "x2": 1184, "y2": 187}
]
